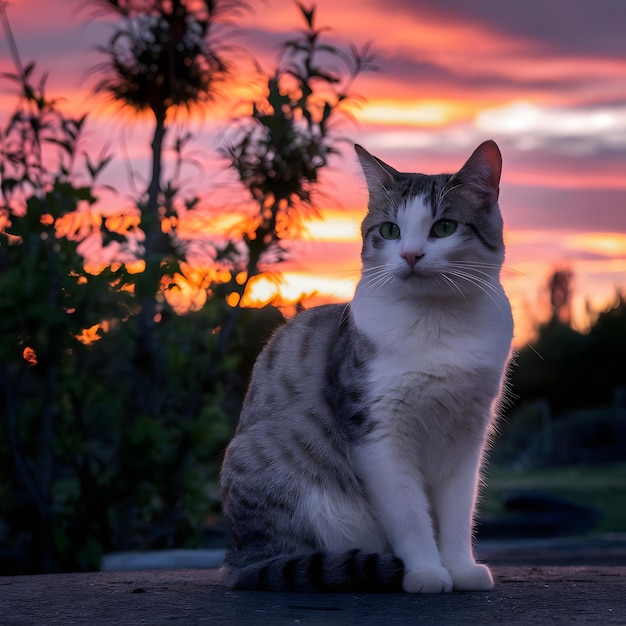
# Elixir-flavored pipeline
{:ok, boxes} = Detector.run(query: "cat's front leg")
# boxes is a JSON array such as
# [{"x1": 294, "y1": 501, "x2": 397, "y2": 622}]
[
  {"x1": 432, "y1": 448, "x2": 493, "y2": 592},
  {"x1": 353, "y1": 442, "x2": 453, "y2": 593}
]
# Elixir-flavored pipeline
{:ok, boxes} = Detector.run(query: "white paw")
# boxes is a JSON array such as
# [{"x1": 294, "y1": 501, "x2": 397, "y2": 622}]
[
  {"x1": 402, "y1": 567, "x2": 453, "y2": 593},
  {"x1": 449, "y1": 564, "x2": 493, "y2": 591}
]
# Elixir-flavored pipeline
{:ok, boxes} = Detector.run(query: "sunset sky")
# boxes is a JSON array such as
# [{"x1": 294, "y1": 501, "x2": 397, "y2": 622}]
[{"x1": 1, "y1": 0, "x2": 626, "y2": 344}]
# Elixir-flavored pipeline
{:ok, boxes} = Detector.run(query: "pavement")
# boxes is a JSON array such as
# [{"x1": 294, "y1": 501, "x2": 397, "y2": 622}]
[
  {"x1": 2, "y1": 539, "x2": 626, "y2": 626},
  {"x1": 1, "y1": 566, "x2": 625, "y2": 625}
]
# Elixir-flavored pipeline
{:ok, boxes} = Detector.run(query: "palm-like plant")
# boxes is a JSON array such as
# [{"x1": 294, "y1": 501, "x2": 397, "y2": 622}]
[
  {"x1": 93, "y1": 0, "x2": 241, "y2": 305},
  {"x1": 88, "y1": 0, "x2": 246, "y2": 552}
]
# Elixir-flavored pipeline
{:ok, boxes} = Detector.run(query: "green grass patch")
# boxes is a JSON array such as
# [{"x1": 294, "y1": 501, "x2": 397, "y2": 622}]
[{"x1": 481, "y1": 463, "x2": 626, "y2": 534}]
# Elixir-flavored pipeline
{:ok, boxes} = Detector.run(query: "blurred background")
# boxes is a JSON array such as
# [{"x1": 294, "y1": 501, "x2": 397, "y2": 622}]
[{"x1": 1, "y1": 0, "x2": 624, "y2": 575}]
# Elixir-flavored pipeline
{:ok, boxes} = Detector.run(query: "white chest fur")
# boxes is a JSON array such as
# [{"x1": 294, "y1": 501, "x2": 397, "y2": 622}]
[
  {"x1": 351, "y1": 285, "x2": 513, "y2": 448},
  {"x1": 353, "y1": 287, "x2": 512, "y2": 375}
]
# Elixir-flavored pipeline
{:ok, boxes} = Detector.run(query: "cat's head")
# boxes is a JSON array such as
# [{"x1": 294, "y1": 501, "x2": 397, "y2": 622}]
[{"x1": 355, "y1": 141, "x2": 504, "y2": 299}]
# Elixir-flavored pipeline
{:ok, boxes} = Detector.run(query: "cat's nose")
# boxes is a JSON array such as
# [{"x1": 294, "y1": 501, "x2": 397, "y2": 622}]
[{"x1": 401, "y1": 251, "x2": 424, "y2": 268}]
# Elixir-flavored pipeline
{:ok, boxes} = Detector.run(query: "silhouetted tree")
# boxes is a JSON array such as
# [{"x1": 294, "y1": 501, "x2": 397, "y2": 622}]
[
  {"x1": 93, "y1": 0, "x2": 241, "y2": 329},
  {"x1": 87, "y1": 2, "x2": 244, "y2": 544},
  {"x1": 0, "y1": 32, "x2": 132, "y2": 570},
  {"x1": 498, "y1": 288, "x2": 626, "y2": 467},
  {"x1": 509, "y1": 275, "x2": 626, "y2": 415},
  {"x1": 214, "y1": 4, "x2": 375, "y2": 358},
  {"x1": 222, "y1": 4, "x2": 375, "y2": 302},
  {"x1": 549, "y1": 268, "x2": 573, "y2": 324},
  {"x1": 0, "y1": 2, "x2": 375, "y2": 574},
  {"x1": 0, "y1": 2, "x2": 238, "y2": 572},
  {"x1": 510, "y1": 316, "x2": 585, "y2": 413},
  {"x1": 584, "y1": 291, "x2": 626, "y2": 404}
]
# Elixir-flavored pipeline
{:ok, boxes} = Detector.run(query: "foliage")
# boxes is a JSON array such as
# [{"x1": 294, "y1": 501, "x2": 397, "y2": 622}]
[
  {"x1": 509, "y1": 290, "x2": 626, "y2": 413},
  {"x1": 0, "y1": 51, "x2": 236, "y2": 574},
  {"x1": 0, "y1": 2, "x2": 371, "y2": 574},
  {"x1": 548, "y1": 268, "x2": 574, "y2": 325},
  {"x1": 221, "y1": 3, "x2": 376, "y2": 301},
  {"x1": 0, "y1": 64, "x2": 118, "y2": 571},
  {"x1": 93, "y1": 0, "x2": 240, "y2": 117},
  {"x1": 93, "y1": 0, "x2": 245, "y2": 313},
  {"x1": 496, "y1": 286, "x2": 626, "y2": 470}
]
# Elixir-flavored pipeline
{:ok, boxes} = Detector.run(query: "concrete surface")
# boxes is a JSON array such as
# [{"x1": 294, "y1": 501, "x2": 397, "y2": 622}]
[{"x1": 1, "y1": 565, "x2": 625, "y2": 625}]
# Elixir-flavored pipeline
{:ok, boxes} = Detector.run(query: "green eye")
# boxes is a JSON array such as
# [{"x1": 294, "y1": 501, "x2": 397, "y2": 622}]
[
  {"x1": 379, "y1": 222, "x2": 401, "y2": 240},
  {"x1": 431, "y1": 219, "x2": 457, "y2": 238}
]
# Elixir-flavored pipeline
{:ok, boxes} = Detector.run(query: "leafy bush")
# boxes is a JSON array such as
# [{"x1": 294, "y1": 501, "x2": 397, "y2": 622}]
[
  {"x1": 0, "y1": 64, "x2": 237, "y2": 572},
  {"x1": 0, "y1": 2, "x2": 371, "y2": 574}
]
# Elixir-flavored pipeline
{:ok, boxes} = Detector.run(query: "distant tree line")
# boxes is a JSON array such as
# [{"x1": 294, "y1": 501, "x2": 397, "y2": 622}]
[
  {"x1": 498, "y1": 274, "x2": 626, "y2": 468},
  {"x1": 510, "y1": 273, "x2": 626, "y2": 413}
]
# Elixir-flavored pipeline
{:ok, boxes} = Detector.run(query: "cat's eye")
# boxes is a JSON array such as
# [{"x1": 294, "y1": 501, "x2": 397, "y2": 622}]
[
  {"x1": 379, "y1": 222, "x2": 401, "y2": 240},
  {"x1": 431, "y1": 219, "x2": 457, "y2": 238}
]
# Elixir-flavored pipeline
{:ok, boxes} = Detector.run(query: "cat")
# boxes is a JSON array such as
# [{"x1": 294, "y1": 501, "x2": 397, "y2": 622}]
[{"x1": 219, "y1": 140, "x2": 513, "y2": 593}]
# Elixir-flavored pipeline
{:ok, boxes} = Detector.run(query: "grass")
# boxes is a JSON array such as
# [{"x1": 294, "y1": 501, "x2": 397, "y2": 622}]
[{"x1": 481, "y1": 462, "x2": 626, "y2": 534}]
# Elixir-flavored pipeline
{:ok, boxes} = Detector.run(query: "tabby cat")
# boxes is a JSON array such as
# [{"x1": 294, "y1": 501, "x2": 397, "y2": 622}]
[{"x1": 219, "y1": 140, "x2": 513, "y2": 593}]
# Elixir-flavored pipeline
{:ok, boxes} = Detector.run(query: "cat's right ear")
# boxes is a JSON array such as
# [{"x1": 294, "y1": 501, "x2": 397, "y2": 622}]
[{"x1": 355, "y1": 144, "x2": 399, "y2": 202}]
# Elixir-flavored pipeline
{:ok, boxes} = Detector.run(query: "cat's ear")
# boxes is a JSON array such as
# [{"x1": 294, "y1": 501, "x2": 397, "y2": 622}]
[
  {"x1": 454, "y1": 140, "x2": 502, "y2": 202},
  {"x1": 355, "y1": 144, "x2": 400, "y2": 201}
]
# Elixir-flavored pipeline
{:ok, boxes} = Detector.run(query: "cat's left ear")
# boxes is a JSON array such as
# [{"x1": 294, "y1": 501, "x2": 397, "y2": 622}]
[
  {"x1": 355, "y1": 144, "x2": 400, "y2": 203},
  {"x1": 454, "y1": 140, "x2": 502, "y2": 202}
]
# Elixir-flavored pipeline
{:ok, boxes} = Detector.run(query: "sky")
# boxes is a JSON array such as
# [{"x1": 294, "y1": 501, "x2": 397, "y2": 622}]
[{"x1": 1, "y1": 0, "x2": 626, "y2": 344}]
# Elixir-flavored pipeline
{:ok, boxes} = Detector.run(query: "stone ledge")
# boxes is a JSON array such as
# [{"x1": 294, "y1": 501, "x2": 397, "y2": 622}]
[
  {"x1": 1, "y1": 566, "x2": 625, "y2": 625},
  {"x1": 101, "y1": 548, "x2": 226, "y2": 572}
]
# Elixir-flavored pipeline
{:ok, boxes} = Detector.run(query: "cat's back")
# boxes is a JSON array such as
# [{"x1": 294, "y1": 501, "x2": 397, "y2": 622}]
[{"x1": 236, "y1": 303, "x2": 347, "y2": 430}]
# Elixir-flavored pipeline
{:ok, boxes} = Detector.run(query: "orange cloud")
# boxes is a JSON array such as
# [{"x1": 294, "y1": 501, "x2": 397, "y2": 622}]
[
  {"x1": 359, "y1": 99, "x2": 478, "y2": 127},
  {"x1": 565, "y1": 233, "x2": 626, "y2": 258}
]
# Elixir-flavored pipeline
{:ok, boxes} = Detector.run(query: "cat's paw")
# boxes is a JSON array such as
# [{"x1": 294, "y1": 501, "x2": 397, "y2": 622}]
[
  {"x1": 402, "y1": 567, "x2": 453, "y2": 593},
  {"x1": 449, "y1": 564, "x2": 493, "y2": 591}
]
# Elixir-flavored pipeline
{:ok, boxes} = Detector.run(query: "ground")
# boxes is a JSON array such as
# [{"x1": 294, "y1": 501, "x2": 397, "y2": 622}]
[{"x1": 1, "y1": 565, "x2": 625, "y2": 625}]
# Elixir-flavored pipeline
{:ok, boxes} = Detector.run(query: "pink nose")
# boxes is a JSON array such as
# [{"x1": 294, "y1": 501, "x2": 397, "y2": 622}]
[{"x1": 401, "y1": 252, "x2": 424, "y2": 268}]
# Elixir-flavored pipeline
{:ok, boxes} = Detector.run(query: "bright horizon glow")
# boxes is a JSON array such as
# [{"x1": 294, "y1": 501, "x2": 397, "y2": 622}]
[{"x1": 359, "y1": 100, "x2": 473, "y2": 127}]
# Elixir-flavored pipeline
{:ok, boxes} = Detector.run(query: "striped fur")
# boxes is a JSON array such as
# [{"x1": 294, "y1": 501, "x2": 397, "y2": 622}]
[
  {"x1": 226, "y1": 550, "x2": 404, "y2": 593},
  {"x1": 220, "y1": 141, "x2": 513, "y2": 593}
]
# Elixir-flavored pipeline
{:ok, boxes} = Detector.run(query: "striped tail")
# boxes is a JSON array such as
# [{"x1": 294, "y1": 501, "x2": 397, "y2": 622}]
[{"x1": 224, "y1": 550, "x2": 404, "y2": 593}]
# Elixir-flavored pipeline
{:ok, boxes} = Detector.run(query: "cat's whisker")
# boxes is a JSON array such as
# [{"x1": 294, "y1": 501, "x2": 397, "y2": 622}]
[
  {"x1": 360, "y1": 268, "x2": 397, "y2": 296},
  {"x1": 450, "y1": 261, "x2": 500, "y2": 271},
  {"x1": 313, "y1": 267, "x2": 367, "y2": 295},
  {"x1": 360, "y1": 271, "x2": 393, "y2": 291},
  {"x1": 332, "y1": 267, "x2": 366, "y2": 278},
  {"x1": 359, "y1": 277, "x2": 379, "y2": 296},
  {"x1": 361, "y1": 269, "x2": 393, "y2": 281},
  {"x1": 449, "y1": 264, "x2": 502, "y2": 283},
  {"x1": 361, "y1": 263, "x2": 395, "y2": 295},
  {"x1": 361, "y1": 263, "x2": 395, "y2": 275},
  {"x1": 339, "y1": 302, "x2": 352, "y2": 327},
  {"x1": 445, "y1": 269, "x2": 507, "y2": 314},
  {"x1": 448, "y1": 269, "x2": 504, "y2": 300},
  {"x1": 447, "y1": 263, "x2": 503, "y2": 289},
  {"x1": 452, "y1": 261, "x2": 528, "y2": 279},
  {"x1": 365, "y1": 274, "x2": 395, "y2": 295},
  {"x1": 500, "y1": 265, "x2": 530, "y2": 279},
  {"x1": 439, "y1": 272, "x2": 468, "y2": 301}
]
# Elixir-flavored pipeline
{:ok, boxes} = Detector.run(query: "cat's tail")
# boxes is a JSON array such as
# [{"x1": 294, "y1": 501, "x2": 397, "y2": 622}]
[{"x1": 222, "y1": 549, "x2": 404, "y2": 593}]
